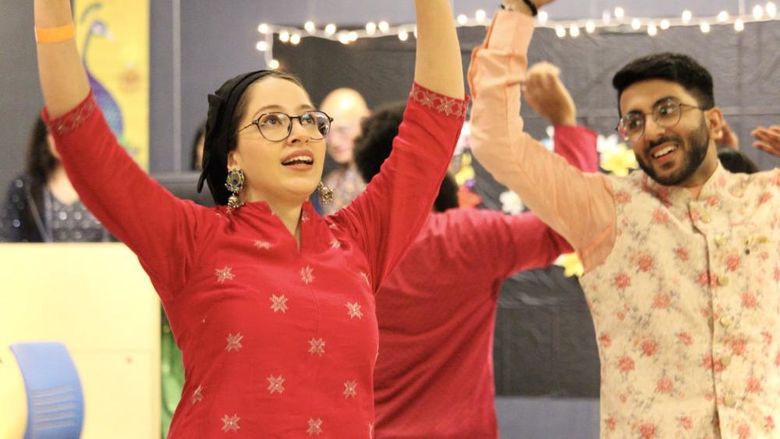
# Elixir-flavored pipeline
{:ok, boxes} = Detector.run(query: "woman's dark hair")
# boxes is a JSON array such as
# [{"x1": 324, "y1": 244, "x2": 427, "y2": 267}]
[
  {"x1": 717, "y1": 149, "x2": 759, "y2": 174},
  {"x1": 197, "y1": 70, "x2": 304, "y2": 204},
  {"x1": 612, "y1": 53, "x2": 715, "y2": 113},
  {"x1": 191, "y1": 120, "x2": 206, "y2": 171},
  {"x1": 354, "y1": 102, "x2": 459, "y2": 212},
  {"x1": 25, "y1": 116, "x2": 58, "y2": 198}
]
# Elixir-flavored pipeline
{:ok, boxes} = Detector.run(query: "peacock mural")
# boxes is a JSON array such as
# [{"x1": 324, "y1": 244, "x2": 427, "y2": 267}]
[{"x1": 79, "y1": 2, "x2": 140, "y2": 160}]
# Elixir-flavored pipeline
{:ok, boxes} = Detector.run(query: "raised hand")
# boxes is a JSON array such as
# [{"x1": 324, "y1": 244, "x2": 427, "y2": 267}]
[
  {"x1": 752, "y1": 125, "x2": 780, "y2": 157},
  {"x1": 524, "y1": 62, "x2": 577, "y2": 126}
]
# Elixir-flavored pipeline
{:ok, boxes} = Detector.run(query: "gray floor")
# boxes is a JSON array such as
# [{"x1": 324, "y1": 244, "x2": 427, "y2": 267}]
[{"x1": 496, "y1": 397, "x2": 599, "y2": 439}]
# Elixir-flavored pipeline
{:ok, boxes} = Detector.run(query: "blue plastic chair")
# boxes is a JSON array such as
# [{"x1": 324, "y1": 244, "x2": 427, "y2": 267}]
[{"x1": 9, "y1": 342, "x2": 84, "y2": 439}]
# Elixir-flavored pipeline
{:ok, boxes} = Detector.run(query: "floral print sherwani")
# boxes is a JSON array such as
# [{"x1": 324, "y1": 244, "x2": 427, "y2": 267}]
[{"x1": 468, "y1": 9, "x2": 780, "y2": 439}]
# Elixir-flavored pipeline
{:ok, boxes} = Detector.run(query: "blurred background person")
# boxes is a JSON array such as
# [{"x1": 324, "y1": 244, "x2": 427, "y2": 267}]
[
  {"x1": 0, "y1": 117, "x2": 110, "y2": 242},
  {"x1": 320, "y1": 87, "x2": 370, "y2": 214},
  {"x1": 716, "y1": 119, "x2": 760, "y2": 174}
]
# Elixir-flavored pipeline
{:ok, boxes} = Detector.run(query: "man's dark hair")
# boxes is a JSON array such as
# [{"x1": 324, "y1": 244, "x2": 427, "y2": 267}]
[
  {"x1": 354, "y1": 102, "x2": 459, "y2": 212},
  {"x1": 612, "y1": 53, "x2": 714, "y2": 113}
]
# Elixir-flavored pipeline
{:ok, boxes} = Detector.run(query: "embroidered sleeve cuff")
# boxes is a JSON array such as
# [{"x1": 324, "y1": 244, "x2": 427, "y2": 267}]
[
  {"x1": 41, "y1": 92, "x2": 97, "y2": 136},
  {"x1": 409, "y1": 82, "x2": 469, "y2": 120}
]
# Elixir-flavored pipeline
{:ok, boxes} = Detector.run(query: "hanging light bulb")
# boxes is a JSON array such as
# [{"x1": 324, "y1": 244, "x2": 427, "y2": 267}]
[
  {"x1": 324, "y1": 23, "x2": 337, "y2": 36},
  {"x1": 569, "y1": 24, "x2": 580, "y2": 37},
  {"x1": 279, "y1": 30, "x2": 290, "y2": 43},
  {"x1": 348, "y1": 31, "x2": 359, "y2": 42},
  {"x1": 700, "y1": 21, "x2": 711, "y2": 33},
  {"x1": 366, "y1": 22, "x2": 377, "y2": 35},
  {"x1": 768, "y1": 2, "x2": 777, "y2": 18},
  {"x1": 456, "y1": 14, "x2": 468, "y2": 25},
  {"x1": 304, "y1": 21, "x2": 316, "y2": 34},
  {"x1": 268, "y1": 59, "x2": 280, "y2": 70},
  {"x1": 256, "y1": 41, "x2": 268, "y2": 52},
  {"x1": 290, "y1": 33, "x2": 301, "y2": 45},
  {"x1": 258, "y1": 23, "x2": 270, "y2": 34},
  {"x1": 716, "y1": 11, "x2": 729, "y2": 23},
  {"x1": 538, "y1": 10, "x2": 549, "y2": 24},
  {"x1": 631, "y1": 18, "x2": 641, "y2": 30},
  {"x1": 647, "y1": 22, "x2": 657, "y2": 36},
  {"x1": 602, "y1": 10, "x2": 612, "y2": 25},
  {"x1": 614, "y1": 7, "x2": 625, "y2": 19},
  {"x1": 659, "y1": 19, "x2": 671, "y2": 30},
  {"x1": 555, "y1": 25, "x2": 566, "y2": 38},
  {"x1": 398, "y1": 30, "x2": 409, "y2": 41},
  {"x1": 734, "y1": 18, "x2": 745, "y2": 31},
  {"x1": 378, "y1": 21, "x2": 390, "y2": 33},
  {"x1": 681, "y1": 10, "x2": 692, "y2": 24},
  {"x1": 753, "y1": 4, "x2": 765, "y2": 19},
  {"x1": 475, "y1": 9, "x2": 487, "y2": 23},
  {"x1": 585, "y1": 20, "x2": 596, "y2": 33},
  {"x1": 337, "y1": 32, "x2": 350, "y2": 44}
]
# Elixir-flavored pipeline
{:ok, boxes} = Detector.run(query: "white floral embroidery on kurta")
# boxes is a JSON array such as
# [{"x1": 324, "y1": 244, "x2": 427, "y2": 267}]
[
  {"x1": 308, "y1": 338, "x2": 325, "y2": 356},
  {"x1": 191, "y1": 385, "x2": 204, "y2": 405},
  {"x1": 221, "y1": 414, "x2": 240, "y2": 432},
  {"x1": 267, "y1": 375, "x2": 285, "y2": 394},
  {"x1": 254, "y1": 240, "x2": 273, "y2": 250},
  {"x1": 360, "y1": 272, "x2": 370, "y2": 287},
  {"x1": 225, "y1": 333, "x2": 243, "y2": 352},
  {"x1": 346, "y1": 302, "x2": 363, "y2": 319},
  {"x1": 343, "y1": 380, "x2": 357, "y2": 398},
  {"x1": 270, "y1": 294, "x2": 289, "y2": 313},
  {"x1": 330, "y1": 239, "x2": 341, "y2": 249},
  {"x1": 307, "y1": 418, "x2": 323, "y2": 436},
  {"x1": 301, "y1": 211, "x2": 310, "y2": 223},
  {"x1": 300, "y1": 266, "x2": 314, "y2": 284},
  {"x1": 215, "y1": 266, "x2": 235, "y2": 284}
]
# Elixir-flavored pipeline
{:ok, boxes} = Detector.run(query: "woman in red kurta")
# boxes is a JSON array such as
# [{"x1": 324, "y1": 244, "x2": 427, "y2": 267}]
[{"x1": 33, "y1": 0, "x2": 466, "y2": 436}]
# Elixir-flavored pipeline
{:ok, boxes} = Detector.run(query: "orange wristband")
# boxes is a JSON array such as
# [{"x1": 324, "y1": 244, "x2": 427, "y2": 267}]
[{"x1": 35, "y1": 23, "x2": 76, "y2": 44}]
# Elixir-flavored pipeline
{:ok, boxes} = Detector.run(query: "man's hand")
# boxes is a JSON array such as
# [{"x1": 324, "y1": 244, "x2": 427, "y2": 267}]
[
  {"x1": 752, "y1": 125, "x2": 780, "y2": 157},
  {"x1": 524, "y1": 62, "x2": 577, "y2": 126}
]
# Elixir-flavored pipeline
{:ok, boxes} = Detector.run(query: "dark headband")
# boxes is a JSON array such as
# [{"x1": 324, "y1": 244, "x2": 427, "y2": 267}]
[{"x1": 197, "y1": 70, "x2": 274, "y2": 204}]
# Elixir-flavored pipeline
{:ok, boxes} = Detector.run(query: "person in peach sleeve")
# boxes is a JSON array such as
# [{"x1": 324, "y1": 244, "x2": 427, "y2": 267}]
[{"x1": 469, "y1": 0, "x2": 780, "y2": 437}]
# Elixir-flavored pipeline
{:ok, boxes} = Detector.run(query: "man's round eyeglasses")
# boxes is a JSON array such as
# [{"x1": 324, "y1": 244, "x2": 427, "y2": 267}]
[
  {"x1": 616, "y1": 99, "x2": 703, "y2": 142},
  {"x1": 240, "y1": 111, "x2": 334, "y2": 142}
]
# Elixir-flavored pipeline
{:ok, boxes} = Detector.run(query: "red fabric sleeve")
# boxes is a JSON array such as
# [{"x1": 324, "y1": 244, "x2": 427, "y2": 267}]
[
  {"x1": 42, "y1": 93, "x2": 203, "y2": 300},
  {"x1": 554, "y1": 125, "x2": 599, "y2": 172},
  {"x1": 469, "y1": 125, "x2": 598, "y2": 281},
  {"x1": 331, "y1": 83, "x2": 467, "y2": 290}
]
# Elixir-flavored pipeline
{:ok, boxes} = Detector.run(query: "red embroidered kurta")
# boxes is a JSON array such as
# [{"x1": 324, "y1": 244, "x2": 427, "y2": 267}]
[
  {"x1": 43, "y1": 83, "x2": 466, "y2": 438},
  {"x1": 373, "y1": 126, "x2": 598, "y2": 439}
]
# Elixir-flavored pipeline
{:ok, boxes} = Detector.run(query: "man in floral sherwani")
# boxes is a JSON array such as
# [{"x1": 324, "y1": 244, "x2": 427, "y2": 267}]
[{"x1": 468, "y1": 0, "x2": 780, "y2": 438}]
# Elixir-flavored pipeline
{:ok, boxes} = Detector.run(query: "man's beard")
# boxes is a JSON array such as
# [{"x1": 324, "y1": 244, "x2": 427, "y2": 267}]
[{"x1": 637, "y1": 117, "x2": 710, "y2": 186}]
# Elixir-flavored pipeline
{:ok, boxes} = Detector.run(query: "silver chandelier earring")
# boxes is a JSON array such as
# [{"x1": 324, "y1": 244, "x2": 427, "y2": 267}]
[
  {"x1": 225, "y1": 168, "x2": 245, "y2": 210},
  {"x1": 317, "y1": 181, "x2": 333, "y2": 205}
]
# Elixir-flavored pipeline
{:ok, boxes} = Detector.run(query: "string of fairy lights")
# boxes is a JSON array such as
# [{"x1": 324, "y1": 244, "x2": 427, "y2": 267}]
[{"x1": 255, "y1": 2, "x2": 779, "y2": 69}]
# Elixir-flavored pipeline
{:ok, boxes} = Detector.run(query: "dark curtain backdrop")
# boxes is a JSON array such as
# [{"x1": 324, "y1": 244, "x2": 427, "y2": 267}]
[{"x1": 277, "y1": 21, "x2": 780, "y2": 398}]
